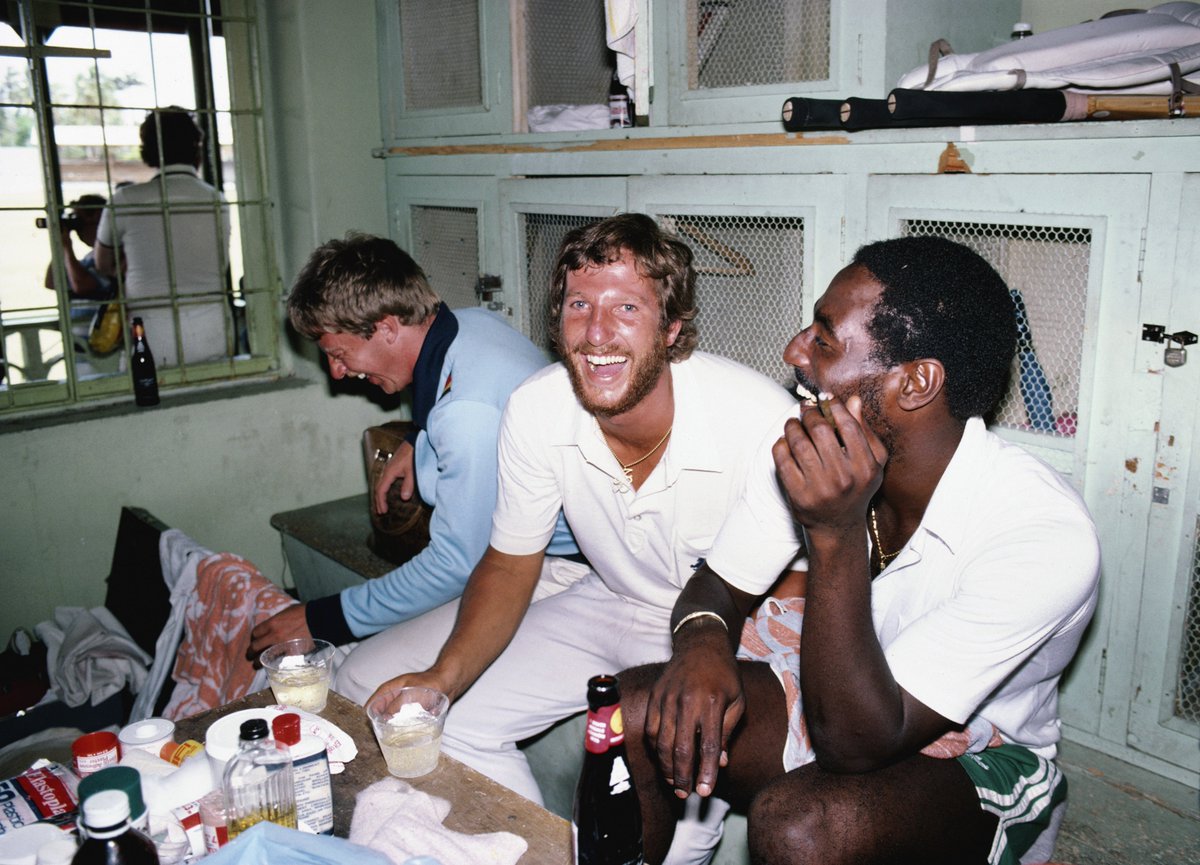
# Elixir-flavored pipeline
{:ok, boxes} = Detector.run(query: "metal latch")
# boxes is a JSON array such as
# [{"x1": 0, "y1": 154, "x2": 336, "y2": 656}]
[
  {"x1": 475, "y1": 274, "x2": 504, "y2": 311},
  {"x1": 1142, "y1": 324, "x2": 1197, "y2": 368}
]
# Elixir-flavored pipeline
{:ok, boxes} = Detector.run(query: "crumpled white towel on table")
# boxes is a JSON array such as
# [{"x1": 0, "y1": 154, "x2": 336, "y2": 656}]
[
  {"x1": 350, "y1": 777, "x2": 528, "y2": 865},
  {"x1": 33, "y1": 606, "x2": 152, "y2": 707}
]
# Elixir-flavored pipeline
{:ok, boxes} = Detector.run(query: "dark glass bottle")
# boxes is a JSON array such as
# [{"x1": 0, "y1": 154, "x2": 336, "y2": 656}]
[
  {"x1": 608, "y1": 70, "x2": 632, "y2": 128},
  {"x1": 574, "y1": 675, "x2": 643, "y2": 865},
  {"x1": 130, "y1": 317, "x2": 159, "y2": 407},
  {"x1": 71, "y1": 789, "x2": 159, "y2": 864}
]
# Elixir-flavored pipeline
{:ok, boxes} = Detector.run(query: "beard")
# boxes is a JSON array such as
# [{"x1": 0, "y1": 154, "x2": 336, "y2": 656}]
[
  {"x1": 847, "y1": 371, "x2": 897, "y2": 456},
  {"x1": 565, "y1": 333, "x2": 670, "y2": 418}
]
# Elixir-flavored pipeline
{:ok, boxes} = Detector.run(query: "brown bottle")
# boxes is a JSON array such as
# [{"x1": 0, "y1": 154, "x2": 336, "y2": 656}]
[
  {"x1": 71, "y1": 789, "x2": 159, "y2": 864},
  {"x1": 130, "y1": 317, "x2": 159, "y2": 407},
  {"x1": 574, "y1": 674, "x2": 643, "y2": 865}
]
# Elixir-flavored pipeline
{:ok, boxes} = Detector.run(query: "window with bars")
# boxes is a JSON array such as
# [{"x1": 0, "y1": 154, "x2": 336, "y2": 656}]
[
  {"x1": 0, "y1": 0, "x2": 275, "y2": 412},
  {"x1": 901, "y1": 219, "x2": 1091, "y2": 441},
  {"x1": 519, "y1": 211, "x2": 602, "y2": 353}
]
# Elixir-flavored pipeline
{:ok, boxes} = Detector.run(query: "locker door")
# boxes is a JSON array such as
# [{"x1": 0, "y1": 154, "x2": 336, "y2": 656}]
[
  {"x1": 498, "y1": 178, "x2": 627, "y2": 351},
  {"x1": 629, "y1": 174, "x2": 847, "y2": 385},
  {"x1": 389, "y1": 176, "x2": 500, "y2": 311},
  {"x1": 1127, "y1": 173, "x2": 1200, "y2": 785},
  {"x1": 865, "y1": 174, "x2": 1163, "y2": 772}
]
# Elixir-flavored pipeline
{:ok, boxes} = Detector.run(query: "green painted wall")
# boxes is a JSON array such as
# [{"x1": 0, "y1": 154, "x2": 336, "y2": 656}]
[{"x1": 0, "y1": 0, "x2": 395, "y2": 642}]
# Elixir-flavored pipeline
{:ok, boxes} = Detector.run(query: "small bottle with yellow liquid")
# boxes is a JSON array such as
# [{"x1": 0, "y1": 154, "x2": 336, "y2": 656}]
[{"x1": 221, "y1": 718, "x2": 296, "y2": 840}]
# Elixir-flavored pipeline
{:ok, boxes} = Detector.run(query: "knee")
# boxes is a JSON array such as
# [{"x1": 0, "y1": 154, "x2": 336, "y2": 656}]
[
  {"x1": 331, "y1": 648, "x2": 373, "y2": 706},
  {"x1": 747, "y1": 781, "x2": 834, "y2": 865}
]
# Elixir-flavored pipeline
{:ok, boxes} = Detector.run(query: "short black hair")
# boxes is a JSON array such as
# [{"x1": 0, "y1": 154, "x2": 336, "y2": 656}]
[
  {"x1": 853, "y1": 236, "x2": 1017, "y2": 420},
  {"x1": 139, "y1": 106, "x2": 203, "y2": 168}
]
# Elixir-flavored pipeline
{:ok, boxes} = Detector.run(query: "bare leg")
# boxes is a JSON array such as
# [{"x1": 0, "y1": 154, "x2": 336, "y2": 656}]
[
  {"x1": 748, "y1": 752, "x2": 998, "y2": 865},
  {"x1": 620, "y1": 661, "x2": 791, "y2": 864}
]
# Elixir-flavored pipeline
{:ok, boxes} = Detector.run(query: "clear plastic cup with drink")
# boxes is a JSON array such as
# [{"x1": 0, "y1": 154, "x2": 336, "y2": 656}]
[
  {"x1": 259, "y1": 638, "x2": 335, "y2": 712},
  {"x1": 367, "y1": 687, "x2": 449, "y2": 778}
]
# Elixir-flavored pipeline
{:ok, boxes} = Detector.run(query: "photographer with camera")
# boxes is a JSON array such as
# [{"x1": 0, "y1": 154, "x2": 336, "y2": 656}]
[{"x1": 43, "y1": 194, "x2": 115, "y2": 302}]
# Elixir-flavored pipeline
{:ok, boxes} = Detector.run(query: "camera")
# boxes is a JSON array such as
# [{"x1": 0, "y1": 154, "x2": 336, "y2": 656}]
[{"x1": 34, "y1": 213, "x2": 81, "y2": 231}]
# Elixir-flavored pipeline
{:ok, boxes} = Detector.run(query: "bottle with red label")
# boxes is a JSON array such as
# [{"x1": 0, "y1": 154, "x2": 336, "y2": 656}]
[{"x1": 573, "y1": 674, "x2": 643, "y2": 865}]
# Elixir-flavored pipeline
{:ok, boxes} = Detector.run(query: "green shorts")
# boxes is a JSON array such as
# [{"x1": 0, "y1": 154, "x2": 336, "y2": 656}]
[{"x1": 956, "y1": 744, "x2": 1066, "y2": 865}]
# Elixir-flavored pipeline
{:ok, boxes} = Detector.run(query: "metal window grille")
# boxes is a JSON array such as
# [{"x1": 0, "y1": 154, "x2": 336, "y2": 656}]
[
  {"x1": 1176, "y1": 518, "x2": 1200, "y2": 723},
  {"x1": 518, "y1": 211, "x2": 601, "y2": 352},
  {"x1": 901, "y1": 220, "x2": 1091, "y2": 440},
  {"x1": 524, "y1": 0, "x2": 611, "y2": 110},
  {"x1": 659, "y1": 213, "x2": 805, "y2": 385},
  {"x1": 399, "y1": 0, "x2": 482, "y2": 111},
  {"x1": 1, "y1": 0, "x2": 273, "y2": 410},
  {"x1": 410, "y1": 205, "x2": 479, "y2": 310},
  {"x1": 688, "y1": 0, "x2": 830, "y2": 90}
]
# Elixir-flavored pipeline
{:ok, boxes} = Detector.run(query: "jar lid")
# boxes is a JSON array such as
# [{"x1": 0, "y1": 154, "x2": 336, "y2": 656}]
[
  {"x1": 78, "y1": 765, "x2": 145, "y2": 820},
  {"x1": 271, "y1": 713, "x2": 301, "y2": 746}
]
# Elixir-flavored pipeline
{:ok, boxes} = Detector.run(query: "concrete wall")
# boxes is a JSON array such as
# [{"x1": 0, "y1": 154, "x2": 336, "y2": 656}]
[{"x1": 0, "y1": 0, "x2": 394, "y2": 641}]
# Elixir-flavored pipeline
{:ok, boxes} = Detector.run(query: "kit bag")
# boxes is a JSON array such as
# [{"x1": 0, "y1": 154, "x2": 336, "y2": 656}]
[{"x1": 363, "y1": 422, "x2": 432, "y2": 566}]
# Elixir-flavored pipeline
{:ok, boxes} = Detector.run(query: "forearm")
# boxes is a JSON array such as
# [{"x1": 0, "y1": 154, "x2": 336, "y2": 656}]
[
  {"x1": 670, "y1": 565, "x2": 755, "y2": 653},
  {"x1": 800, "y1": 527, "x2": 908, "y2": 771},
  {"x1": 427, "y1": 546, "x2": 542, "y2": 700}
]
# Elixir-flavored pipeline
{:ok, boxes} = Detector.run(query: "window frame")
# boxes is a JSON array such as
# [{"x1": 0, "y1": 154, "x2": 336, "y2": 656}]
[{"x1": 0, "y1": 0, "x2": 280, "y2": 414}]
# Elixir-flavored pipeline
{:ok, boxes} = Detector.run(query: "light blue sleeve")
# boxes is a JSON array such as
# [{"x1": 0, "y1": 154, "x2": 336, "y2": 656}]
[{"x1": 337, "y1": 398, "x2": 501, "y2": 637}]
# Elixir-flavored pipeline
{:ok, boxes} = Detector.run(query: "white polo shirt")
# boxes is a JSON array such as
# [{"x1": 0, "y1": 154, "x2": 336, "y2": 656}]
[
  {"x1": 491, "y1": 351, "x2": 800, "y2": 611},
  {"x1": 712, "y1": 414, "x2": 1101, "y2": 759}
]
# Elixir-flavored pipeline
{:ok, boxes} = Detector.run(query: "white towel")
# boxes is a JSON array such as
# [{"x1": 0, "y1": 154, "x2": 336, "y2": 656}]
[
  {"x1": 349, "y1": 777, "x2": 528, "y2": 865},
  {"x1": 34, "y1": 606, "x2": 152, "y2": 708}
]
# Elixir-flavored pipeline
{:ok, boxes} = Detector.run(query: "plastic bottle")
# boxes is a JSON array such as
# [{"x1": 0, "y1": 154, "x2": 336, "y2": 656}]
[
  {"x1": 574, "y1": 674, "x2": 643, "y2": 865},
  {"x1": 130, "y1": 317, "x2": 159, "y2": 407},
  {"x1": 271, "y1": 713, "x2": 333, "y2": 834},
  {"x1": 77, "y1": 766, "x2": 149, "y2": 835},
  {"x1": 70, "y1": 789, "x2": 159, "y2": 865},
  {"x1": 221, "y1": 718, "x2": 297, "y2": 840}
]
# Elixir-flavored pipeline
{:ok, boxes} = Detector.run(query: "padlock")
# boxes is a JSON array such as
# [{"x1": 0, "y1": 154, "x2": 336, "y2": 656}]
[{"x1": 1164, "y1": 338, "x2": 1187, "y2": 368}]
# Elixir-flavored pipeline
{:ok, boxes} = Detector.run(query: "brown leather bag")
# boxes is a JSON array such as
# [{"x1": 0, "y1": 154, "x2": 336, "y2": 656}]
[{"x1": 363, "y1": 422, "x2": 432, "y2": 566}]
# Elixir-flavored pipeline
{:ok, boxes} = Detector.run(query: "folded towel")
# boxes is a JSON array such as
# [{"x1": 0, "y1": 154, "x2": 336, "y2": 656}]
[{"x1": 349, "y1": 777, "x2": 527, "y2": 865}]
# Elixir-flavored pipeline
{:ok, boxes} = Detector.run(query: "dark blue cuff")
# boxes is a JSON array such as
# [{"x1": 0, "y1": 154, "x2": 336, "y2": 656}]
[{"x1": 305, "y1": 594, "x2": 358, "y2": 647}]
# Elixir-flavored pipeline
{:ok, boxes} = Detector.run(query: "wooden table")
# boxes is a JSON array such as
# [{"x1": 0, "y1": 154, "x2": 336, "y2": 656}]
[{"x1": 175, "y1": 689, "x2": 572, "y2": 864}]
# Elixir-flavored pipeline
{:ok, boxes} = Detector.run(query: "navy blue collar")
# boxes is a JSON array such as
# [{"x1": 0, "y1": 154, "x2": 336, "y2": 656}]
[{"x1": 409, "y1": 304, "x2": 458, "y2": 436}]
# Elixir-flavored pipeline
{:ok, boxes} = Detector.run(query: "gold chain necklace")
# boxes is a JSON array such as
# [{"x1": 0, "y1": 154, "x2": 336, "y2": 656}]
[
  {"x1": 869, "y1": 506, "x2": 902, "y2": 569},
  {"x1": 601, "y1": 424, "x2": 672, "y2": 491}
]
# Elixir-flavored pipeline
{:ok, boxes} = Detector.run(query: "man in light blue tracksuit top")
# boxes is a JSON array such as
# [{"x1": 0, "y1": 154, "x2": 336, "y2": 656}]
[{"x1": 250, "y1": 233, "x2": 578, "y2": 695}]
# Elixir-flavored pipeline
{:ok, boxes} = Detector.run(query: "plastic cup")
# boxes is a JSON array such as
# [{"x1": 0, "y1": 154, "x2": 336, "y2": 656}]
[
  {"x1": 367, "y1": 687, "x2": 449, "y2": 778},
  {"x1": 259, "y1": 638, "x2": 335, "y2": 712}
]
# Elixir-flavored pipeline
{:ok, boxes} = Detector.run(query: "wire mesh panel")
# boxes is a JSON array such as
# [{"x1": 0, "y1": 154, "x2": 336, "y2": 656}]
[
  {"x1": 519, "y1": 212, "x2": 603, "y2": 353},
  {"x1": 400, "y1": 0, "x2": 482, "y2": 111},
  {"x1": 524, "y1": 0, "x2": 611, "y2": 109},
  {"x1": 687, "y1": 0, "x2": 831, "y2": 90},
  {"x1": 658, "y1": 213, "x2": 805, "y2": 385},
  {"x1": 1176, "y1": 519, "x2": 1200, "y2": 724},
  {"x1": 901, "y1": 220, "x2": 1091, "y2": 441},
  {"x1": 411, "y1": 205, "x2": 479, "y2": 309}
]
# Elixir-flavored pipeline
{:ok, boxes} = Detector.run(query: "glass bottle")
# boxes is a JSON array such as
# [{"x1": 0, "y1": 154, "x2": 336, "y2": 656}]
[
  {"x1": 608, "y1": 70, "x2": 632, "y2": 128},
  {"x1": 1010, "y1": 21, "x2": 1033, "y2": 40},
  {"x1": 574, "y1": 674, "x2": 643, "y2": 865},
  {"x1": 221, "y1": 718, "x2": 297, "y2": 840},
  {"x1": 130, "y1": 317, "x2": 159, "y2": 407},
  {"x1": 70, "y1": 789, "x2": 159, "y2": 865}
]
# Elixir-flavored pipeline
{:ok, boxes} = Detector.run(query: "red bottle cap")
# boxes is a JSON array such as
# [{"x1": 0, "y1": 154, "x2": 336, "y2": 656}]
[{"x1": 271, "y1": 713, "x2": 301, "y2": 746}]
